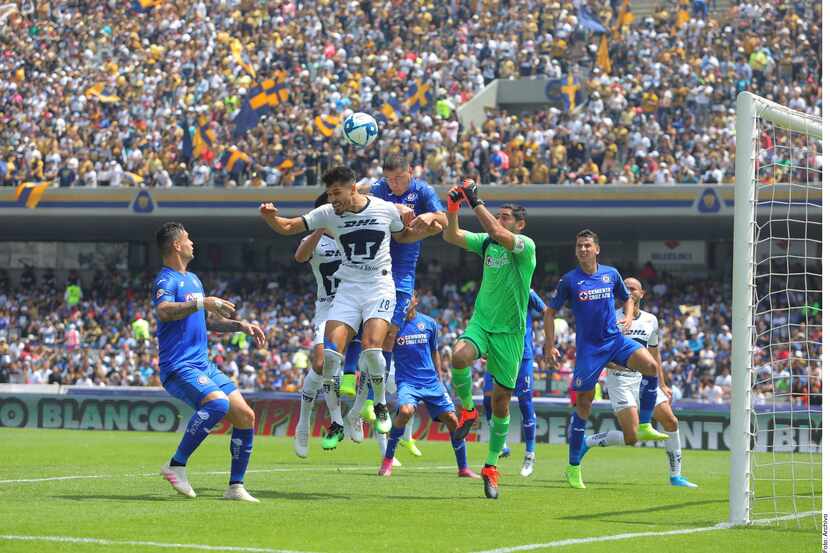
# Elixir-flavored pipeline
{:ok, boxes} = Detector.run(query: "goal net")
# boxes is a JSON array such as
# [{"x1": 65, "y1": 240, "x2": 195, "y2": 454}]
[{"x1": 729, "y1": 91, "x2": 822, "y2": 527}]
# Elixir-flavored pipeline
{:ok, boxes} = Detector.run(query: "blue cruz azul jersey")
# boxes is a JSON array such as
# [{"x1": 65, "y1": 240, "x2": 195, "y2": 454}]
[
  {"x1": 152, "y1": 267, "x2": 209, "y2": 381},
  {"x1": 393, "y1": 312, "x2": 441, "y2": 389},
  {"x1": 549, "y1": 264, "x2": 630, "y2": 347},
  {"x1": 371, "y1": 178, "x2": 443, "y2": 293},
  {"x1": 524, "y1": 289, "x2": 546, "y2": 360}
]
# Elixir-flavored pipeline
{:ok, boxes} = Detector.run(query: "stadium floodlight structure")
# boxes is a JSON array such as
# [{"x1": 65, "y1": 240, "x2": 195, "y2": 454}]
[{"x1": 729, "y1": 91, "x2": 822, "y2": 527}]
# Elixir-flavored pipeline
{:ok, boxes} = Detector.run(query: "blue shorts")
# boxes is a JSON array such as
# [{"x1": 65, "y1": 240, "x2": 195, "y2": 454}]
[
  {"x1": 573, "y1": 335, "x2": 642, "y2": 392},
  {"x1": 163, "y1": 363, "x2": 237, "y2": 409},
  {"x1": 396, "y1": 381, "x2": 455, "y2": 421},
  {"x1": 483, "y1": 357, "x2": 534, "y2": 396},
  {"x1": 391, "y1": 290, "x2": 412, "y2": 329}
]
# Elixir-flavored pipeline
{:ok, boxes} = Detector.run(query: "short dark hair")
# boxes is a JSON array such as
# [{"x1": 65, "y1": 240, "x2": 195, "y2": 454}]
[
  {"x1": 382, "y1": 154, "x2": 408, "y2": 172},
  {"x1": 576, "y1": 229, "x2": 599, "y2": 245},
  {"x1": 500, "y1": 203, "x2": 526, "y2": 222},
  {"x1": 314, "y1": 192, "x2": 328, "y2": 208},
  {"x1": 321, "y1": 166, "x2": 356, "y2": 188},
  {"x1": 156, "y1": 222, "x2": 186, "y2": 255}
]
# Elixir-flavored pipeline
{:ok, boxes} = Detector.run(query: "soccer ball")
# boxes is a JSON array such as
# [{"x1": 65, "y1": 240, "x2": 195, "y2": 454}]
[{"x1": 342, "y1": 112, "x2": 379, "y2": 148}]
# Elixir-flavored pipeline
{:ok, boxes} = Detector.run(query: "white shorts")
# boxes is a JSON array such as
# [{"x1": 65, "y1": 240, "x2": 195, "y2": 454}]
[
  {"x1": 312, "y1": 300, "x2": 334, "y2": 346},
  {"x1": 607, "y1": 370, "x2": 671, "y2": 413},
  {"x1": 327, "y1": 278, "x2": 396, "y2": 334},
  {"x1": 606, "y1": 370, "x2": 642, "y2": 413}
]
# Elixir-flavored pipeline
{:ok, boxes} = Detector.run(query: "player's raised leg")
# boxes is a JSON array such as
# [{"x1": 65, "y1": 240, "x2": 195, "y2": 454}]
[
  {"x1": 450, "y1": 338, "x2": 480, "y2": 441},
  {"x1": 481, "y1": 373, "x2": 510, "y2": 458},
  {"x1": 652, "y1": 391, "x2": 698, "y2": 488},
  {"x1": 624, "y1": 346, "x2": 669, "y2": 441},
  {"x1": 223, "y1": 390, "x2": 259, "y2": 502},
  {"x1": 295, "y1": 342, "x2": 325, "y2": 458},
  {"x1": 321, "y1": 320, "x2": 355, "y2": 449}
]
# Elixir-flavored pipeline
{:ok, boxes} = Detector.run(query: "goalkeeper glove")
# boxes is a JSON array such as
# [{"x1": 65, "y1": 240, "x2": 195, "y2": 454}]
[
  {"x1": 447, "y1": 186, "x2": 463, "y2": 213},
  {"x1": 459, "y1": 178, "x2": 483, "y2": 208}
]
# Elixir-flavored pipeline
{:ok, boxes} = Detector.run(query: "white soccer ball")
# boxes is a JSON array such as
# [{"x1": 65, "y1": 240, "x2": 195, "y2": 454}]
[{"x1": 342, "y1": 112, "x2": 379, "y2": 148}]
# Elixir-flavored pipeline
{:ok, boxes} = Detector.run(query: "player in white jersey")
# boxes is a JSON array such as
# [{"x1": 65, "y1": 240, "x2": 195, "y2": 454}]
[
  {"x1": 259, "y1": 166, "x2": 430, "y2": 442},
  {"x1": 579, "y1": 277, "x2": 698, "y2": 487}
]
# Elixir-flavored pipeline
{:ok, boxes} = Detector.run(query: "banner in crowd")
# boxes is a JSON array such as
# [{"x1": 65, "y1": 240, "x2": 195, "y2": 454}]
[
  {"x1": 0, "y1": 390, "x2": 820, "y2": 453},
  {"x1": 638, "y1": 240, "x2": 706, "y2": 266}
]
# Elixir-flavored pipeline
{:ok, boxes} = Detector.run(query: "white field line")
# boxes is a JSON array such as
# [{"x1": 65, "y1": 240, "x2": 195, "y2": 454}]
[
  {"x1": 469, "y1": 511, "x2": 821, "y2": 553},
  {"x1": 0, "y1": 535, "x2": 312, "y2": 553},
  {"x1": 0, "y1": 464, "x2": 458, "y2": 485},
  {"x1": 0, "y1": 512, "x2": 818, "y2": 553}
]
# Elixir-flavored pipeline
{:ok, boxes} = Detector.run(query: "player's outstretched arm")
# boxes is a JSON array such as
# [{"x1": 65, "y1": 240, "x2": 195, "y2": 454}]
[
  {"x1": 294, "y1": 229, "x2": 326, "y2": 263},
  {"x1": 543, "y1": 306, "x2": 561, "y2": 366},
  {"x1": 456, "y1": 180, "x2": 517, "y2": 250},
  {"x1": 206, "y1": 314, "x2": 266, "y2": 348},
  {"x1": 259, "y1": 202, "x2": 308, "y2": 235},
  {"x1": 441, "y1": 187, "x2": 467, "y2": 248},
  {"x1": 156, "y1": 296, "x2": 235, "y2": 322}
]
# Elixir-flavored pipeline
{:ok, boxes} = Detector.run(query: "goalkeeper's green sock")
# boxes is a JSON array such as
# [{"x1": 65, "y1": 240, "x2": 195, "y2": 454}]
[
  {"x1": 451, "y1": 367, "x2": 475, "y2": 411},
  {"x1": 486, "y1": 415, "x2": 511, "y2": 466}
]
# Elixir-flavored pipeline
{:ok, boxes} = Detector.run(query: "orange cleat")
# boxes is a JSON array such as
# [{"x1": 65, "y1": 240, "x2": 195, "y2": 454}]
[
  {"x1": 453, "y1": 408, "x2": 479, "y2": 441},
  {"x1": 481, "y1": 465, "x2": 500, "y2": 499}
]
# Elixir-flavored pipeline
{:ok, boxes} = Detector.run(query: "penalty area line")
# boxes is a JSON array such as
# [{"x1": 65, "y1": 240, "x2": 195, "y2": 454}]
[
  {"x1": 469, "y1": 511, "x2": 820, "y2": 553},
  {"x1": 0, "y1": 535, "x2": 312, "y2": 553},
  {"x1": 0, "y1": 464, "x2": 458, "y2": 485}
]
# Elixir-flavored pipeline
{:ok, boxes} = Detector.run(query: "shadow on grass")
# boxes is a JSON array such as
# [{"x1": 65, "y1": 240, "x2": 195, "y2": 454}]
[
  {"x1": 55, "y1": 494, "x2": 172, "y2": 502},
  {"x1": 558, "y1": 499, "x2": 727, "y2": 521}
]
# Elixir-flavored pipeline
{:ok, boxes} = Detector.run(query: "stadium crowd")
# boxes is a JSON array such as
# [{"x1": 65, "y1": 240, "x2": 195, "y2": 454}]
[
  {"x1": 0, "y1": 265, "x2": 820, "y2": 407},
  {"x1": 0, "y1": 0, "x2": 821, "y2": 188}
]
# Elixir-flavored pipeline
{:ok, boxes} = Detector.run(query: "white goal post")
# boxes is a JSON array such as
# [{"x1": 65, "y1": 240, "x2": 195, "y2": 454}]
[{"x1": 729, "y1": 91, "x2": 822, "y2": 526}]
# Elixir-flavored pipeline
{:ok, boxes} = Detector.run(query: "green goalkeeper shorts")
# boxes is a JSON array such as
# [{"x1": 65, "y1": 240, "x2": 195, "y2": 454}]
[{"x1": 459, "y1": 318, "x2": 525, "y2": 390}]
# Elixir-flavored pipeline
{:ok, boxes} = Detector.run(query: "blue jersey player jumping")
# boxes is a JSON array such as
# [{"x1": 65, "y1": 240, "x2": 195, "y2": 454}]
[
  {"x1": 482, "y1": 289, "x2": 545, "y2": 477},
  {"x1": 345, "y1": 154, "x2": 446, "y2": 455},
  {"x1": 378, "y1": 294, "x2": 478, "y2": 479},
  {"x1": 543, "y1": 229, "x2": 667, "y2": 489},
  {"x1": 153, "y1": 222, "x2": 265, "y2": 502}
]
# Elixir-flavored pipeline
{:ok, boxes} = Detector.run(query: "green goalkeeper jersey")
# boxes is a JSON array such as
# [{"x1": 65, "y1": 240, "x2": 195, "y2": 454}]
[{"x1": 464, "y1": 231, "x2": 536, "y2": 334}]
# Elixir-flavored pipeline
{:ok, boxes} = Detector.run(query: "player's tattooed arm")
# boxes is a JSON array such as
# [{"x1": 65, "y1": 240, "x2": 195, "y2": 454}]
[
  {"x1": 294, "y1": 229, "x2": 326, "y2": 263},
  {"x1": 157, "y1": 296, "x2": 236, "y2": 322},
  {"x1": 259, "y1": 202, "x2": 308, "y2": 235},
  {"x1": 410, "y1": 211, "x2": 447, "y2": 236},
  {"x1": 543, "y1": 306, "x2": 561, "y2": 366},
  {"x1": 206, "y1": 315, "x2": 266, "y2": 348}
]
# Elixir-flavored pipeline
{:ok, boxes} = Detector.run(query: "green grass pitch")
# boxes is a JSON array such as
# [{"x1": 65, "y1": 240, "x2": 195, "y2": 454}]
[{"x1": 0, "y1": 428, "x2": 819, "y2": 553}]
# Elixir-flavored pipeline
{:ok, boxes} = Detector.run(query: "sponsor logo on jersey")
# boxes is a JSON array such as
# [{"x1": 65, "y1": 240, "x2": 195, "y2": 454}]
[
  {"x1": 397, "y1": 333, "x2": 429, "y2": 346},
  {"x1": 602, "y1": 275, "x2": 611, "y2": 283},
  {"x1": 343, "y1": 218, "x2": 379, "y2": 228},
  {"x1": 407, "y1": 193, "x2": 417, "y2": 201},
  {"x1": 577, "y1": 287, "x2": 612, "y2": 301},
  {"x1": 485, "y1": 254, "x2": 509, "y2": 268},
  {"x1": 156, "y1": 289, "x2": 165, "y2": 299},
  {"x1": 416, "y1": 322, "x2": 426, "y2": 330}
]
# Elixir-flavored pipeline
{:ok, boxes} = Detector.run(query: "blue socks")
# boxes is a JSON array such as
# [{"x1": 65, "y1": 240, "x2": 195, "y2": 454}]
[
  {"x1": 343, "y1": 342, "x2": 359, "y2": 375},
  {"x1": 518, "y1": 392, "x2": 536, "y2": 454},
  {"x1": 482, "y1": 394, "x2": 493, "y2": 422},
  {"x1": 451, "y1": 435, "x2": 468, "y2": 469},
  {"x1": 568, "y1": 412, "x2": 586, "y2": 466},
  {"x1": 385, "y1": 425, "x2": 405, "y2": 458},
  {"x1": 640, "y1": 376, "x2": 659, "y2": 424},
  {"x1": 229, "y1": 427, "x2": 254, "y2": 485},
  {"x1": 172, "y1": 398, "x2": 229, "y2": 465}
]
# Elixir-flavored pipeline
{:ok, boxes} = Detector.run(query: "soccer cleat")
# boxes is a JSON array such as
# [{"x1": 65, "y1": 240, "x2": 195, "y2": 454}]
[
  {"x1": 458, "y1": 468, "x2": 481, "y2": 479},
  {"x1": 577, "y1": 441, "x2": 590, "y2": 464},
  {"x1": 481, "y1": 465, "x2": 500, "y2": 499},
  {"x1": 360, "y1": 399, "x2": 376, "y2": 422},
  {"x1": 294, "y1": 424, "x2": 310, "y2": 458},
  {"x1": 378, "y1": 457, "x2": 394, "y2": 476},
  {"x1": 344, "y1": 411, "x2": 364, "y2": 443},
  {"x1": 453, "y1": 407, "x2": 479, "y2": 441},
  {"x1": 499, "y1": 446, "x2": 511, "y2": 458},
  {"x1": 160, "y1": 463, "x2": 196, "y2": 498},
  {"x1": 392, "y1": 457, "x2": 402, "y2": 467},
  {"x1": 565, "y1": 464, "x2": 586, "y2": 489},
  {"x1": 637, "y1": 423, "x2": 669, "y2": 442},
  {"x1": 670, "y1": 476, "x2": 699, "y2": 488},
  {"x1": 321, "y1": 422, "x2": 344, "y2": 450},
  {"x1": 520, "y1": 453, "x2": 535, "y2": 477},
  {"x1": 223, "y1": 483, "x2": 260, "y2": 503},
  {"x1": 399, "y1": 439, "x2": 422, "y2": 457},
  {"x1": 340, "y1": 374, "x2": 357, "y2": 397},
  {"x1": 374, "y1": 403, "x2": 392, "y2": 434}
]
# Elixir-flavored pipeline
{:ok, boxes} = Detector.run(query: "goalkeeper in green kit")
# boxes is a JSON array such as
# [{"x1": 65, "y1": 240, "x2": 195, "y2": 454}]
[{"x1": 442, "y1": 179, "x2": 536, "y2": 499}]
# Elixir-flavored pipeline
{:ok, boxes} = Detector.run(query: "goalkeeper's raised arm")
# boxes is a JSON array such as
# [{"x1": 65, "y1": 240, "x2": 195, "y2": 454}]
[{"x1": 441, "y1": 179, "x2": 519, "y2": 251}]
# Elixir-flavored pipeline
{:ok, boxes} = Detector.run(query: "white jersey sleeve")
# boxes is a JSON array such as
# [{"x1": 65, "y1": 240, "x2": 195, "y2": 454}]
[
  {"x1": 646, "y1": 312, "x2": 660, "y2": 348},
  {"x1": 303, "y1": 204, "x2": 336, "y2": 231}
]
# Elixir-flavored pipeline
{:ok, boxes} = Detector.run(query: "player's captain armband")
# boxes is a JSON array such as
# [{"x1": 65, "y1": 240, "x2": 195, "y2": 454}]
[{"x1": 195, "y1": 296, "x2": 204, "y2": 311}]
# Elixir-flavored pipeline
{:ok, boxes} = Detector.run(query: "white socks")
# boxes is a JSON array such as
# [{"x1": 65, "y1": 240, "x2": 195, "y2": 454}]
[
  {"x1": 360, "y1": 348, "x2": 387, "y2": 405},
  {"x1": 348, "y1": 372, "x2": 370, "y2": 419},
  {"x1": 403, "y1": 417, "x2": 414, "y2": 441},
  {"x1": 585, "y1": 430, "x2": 625, "y2": 448},
  {"x1": 322, "y1": 349, "x2": 344, "y2": 426},
  {"x1": 299, "y1": 370, "x2": 324, "y2": 427},
  {"x1": 665, "y1": 430, "x2": 682, "y2": 477},
  {"x1": 376, "y1": 431, "x2": 388, "y2": 456}
]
